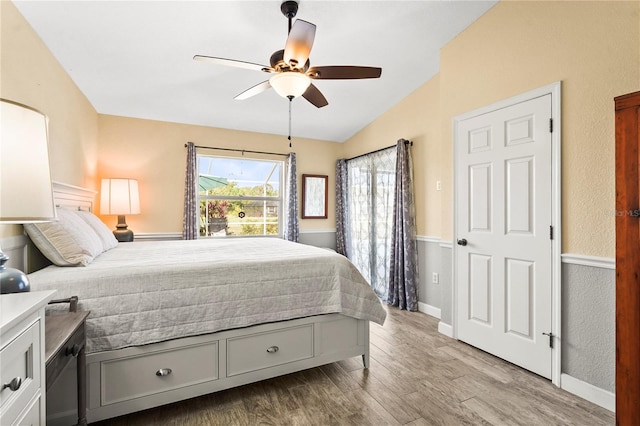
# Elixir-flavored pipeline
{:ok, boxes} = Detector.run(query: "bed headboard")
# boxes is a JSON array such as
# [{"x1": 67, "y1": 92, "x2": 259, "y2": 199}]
[
  {"x1": 52, "y1": 181, "x2": 97, "y2": 212},
  {"x1": 26, "y1": 182, "x2": 98, "y2": 273}
]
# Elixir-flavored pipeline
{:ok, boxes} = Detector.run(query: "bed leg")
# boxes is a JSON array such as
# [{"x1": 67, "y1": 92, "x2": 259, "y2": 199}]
[{"x1": 362, "y1": 353, "x2": 370, "y2": 369}]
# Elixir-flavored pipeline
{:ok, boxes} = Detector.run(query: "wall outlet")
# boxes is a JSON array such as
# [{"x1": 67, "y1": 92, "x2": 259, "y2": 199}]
[
  {"x1": 436, "y1": 180, "x2": 442, "y2": 191},
  {"x1": 432, "y1": 272, "x2": 439, "y2": 284}
]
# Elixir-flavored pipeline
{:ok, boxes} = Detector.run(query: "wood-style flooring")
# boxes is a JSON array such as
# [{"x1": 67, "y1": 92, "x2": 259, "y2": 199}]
[{"x1": 92, "y1": 306, "x2": 614, "y2": 425}]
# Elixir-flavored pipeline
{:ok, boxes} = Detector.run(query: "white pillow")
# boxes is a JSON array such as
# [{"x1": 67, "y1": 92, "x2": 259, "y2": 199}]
[
  {"x1": 24, "y1": 208, "x2": 103, "y2": 266},
  {"x1": 73, "y1": 210, "x2": 118, "y2": 252}
]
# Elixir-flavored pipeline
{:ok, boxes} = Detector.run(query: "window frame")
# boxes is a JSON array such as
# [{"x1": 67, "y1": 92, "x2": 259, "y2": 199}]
[{"x1": 197, "y1": 154, "x2": 285, "y2": 238}]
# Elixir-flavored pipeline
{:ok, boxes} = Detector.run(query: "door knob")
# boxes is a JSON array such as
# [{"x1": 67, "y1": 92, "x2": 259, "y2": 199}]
[{"x1": 457, "y1": 238, "x2": 468, "y2": 246}]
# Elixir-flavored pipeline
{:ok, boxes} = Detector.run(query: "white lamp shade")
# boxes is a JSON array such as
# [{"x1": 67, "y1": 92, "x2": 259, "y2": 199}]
[
  {"x1": 0, "y1": 99, "x2": 56, "y2": 223},
  {"x1": 269, "y1": 72, "x2": 311, "y2": 98},
  {"x1": 100, "y1": 178, "x2": 140, "y2": 215}
]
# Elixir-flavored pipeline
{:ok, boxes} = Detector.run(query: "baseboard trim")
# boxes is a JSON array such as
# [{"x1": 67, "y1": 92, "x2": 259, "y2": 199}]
[
  {"x1": 438, "y1": 321, "x2": 453, "y2": 338},
  {"x1": 561, "y1": 253, "x2": 615, "y2": 270},
  {"x1": 418, "y1": 302, "x2": 441, "y2": 319},
  {"x1": 560, "y1": 373, "x2": 615, "y2": 412}
]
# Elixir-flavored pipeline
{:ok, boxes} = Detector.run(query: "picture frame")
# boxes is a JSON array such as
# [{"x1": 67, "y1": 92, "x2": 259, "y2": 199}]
[{"x1": 301, "y1": 174, "x2": 328, "y2": 219}]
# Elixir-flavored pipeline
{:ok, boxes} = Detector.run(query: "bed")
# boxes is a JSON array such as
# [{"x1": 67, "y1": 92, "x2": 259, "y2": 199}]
[{"x1": 26, "y1": 183, "x2": 386, "y2": 423}]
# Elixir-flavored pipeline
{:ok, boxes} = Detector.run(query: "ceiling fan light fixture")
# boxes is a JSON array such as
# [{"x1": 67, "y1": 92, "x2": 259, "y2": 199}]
[{"x1": 269, "y1": 72, "x2": 311, "y2": 99}]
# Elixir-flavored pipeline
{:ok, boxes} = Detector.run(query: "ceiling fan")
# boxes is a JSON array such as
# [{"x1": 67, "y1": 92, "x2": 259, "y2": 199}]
[{"x1": 194, "y1": 0, "x2": 382, "y2": 108}]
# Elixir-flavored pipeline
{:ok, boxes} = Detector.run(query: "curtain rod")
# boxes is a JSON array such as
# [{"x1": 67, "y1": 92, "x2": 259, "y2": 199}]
[
  {"x1": 347, "y1": 140, "x2": 413, "y2": 162},
  {"x1": 185, "y1": 143, "x2": 290, "y2": 158}
]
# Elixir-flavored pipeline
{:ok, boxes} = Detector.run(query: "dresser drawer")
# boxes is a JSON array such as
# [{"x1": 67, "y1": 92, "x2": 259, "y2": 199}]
[
  {"x1": 101, "y1": 341, "x2": 218, "y2": 406},
  {"x1": 0, "y1": 321, "x2": 40, "y2": 424},
  {"x1": 227, "y1": 324, "x2": 313, "y2": 376},
  {"x1": 12, "y1": 394, "x2": 41, "y2": 426}
]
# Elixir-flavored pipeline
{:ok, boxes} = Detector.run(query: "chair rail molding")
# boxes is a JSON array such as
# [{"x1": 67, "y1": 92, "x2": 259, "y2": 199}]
[{"x1": 560, "y1": 253, "x2": 615, "y2": 270}]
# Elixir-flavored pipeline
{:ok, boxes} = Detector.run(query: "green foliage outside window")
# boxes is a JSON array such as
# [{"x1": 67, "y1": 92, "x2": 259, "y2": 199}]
[{"x1": 200, "y1": 181, "x2": 279, "y2": 237}]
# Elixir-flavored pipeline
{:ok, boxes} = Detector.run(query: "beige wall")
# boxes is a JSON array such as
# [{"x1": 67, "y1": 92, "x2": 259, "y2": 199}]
[
  {"x1": 440, "y1": 0, "x2": 639, "y2": 258},
  {"x1": 0, "y1": 1, "x2": 98, "y2": 238},
  {"x1": 3, "y1": 0, "x2": 639, "y2": 259},
  {"x1": 341, "y1": 75, "x2": 442, "y2": 238},
  {"x1": 343, "y1": 0, "x2": 639, "y2": 258},
  {"x1": 97, "y1": 115, "x2": 339, "y2": 234}
]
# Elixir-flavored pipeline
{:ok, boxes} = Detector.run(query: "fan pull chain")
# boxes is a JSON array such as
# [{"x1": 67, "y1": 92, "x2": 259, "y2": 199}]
[{"x1": 288, "y1": 96, "x2": 293, "y2": 148}]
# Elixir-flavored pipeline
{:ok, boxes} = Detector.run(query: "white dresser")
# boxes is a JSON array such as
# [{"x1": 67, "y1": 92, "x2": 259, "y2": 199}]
[{"x1": 1, "y1": 290, "x2": 56, "y2": 426}]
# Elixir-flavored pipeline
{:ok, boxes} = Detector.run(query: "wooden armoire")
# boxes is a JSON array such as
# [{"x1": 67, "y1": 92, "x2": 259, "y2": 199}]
[{"x1": 615, "y1": 90, "x2": 640, "y2": 424}]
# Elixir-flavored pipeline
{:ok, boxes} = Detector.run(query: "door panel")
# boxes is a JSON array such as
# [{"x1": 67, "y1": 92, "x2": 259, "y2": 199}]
[
  {"x1": 505, "y1": 258, "x2": 534, "y2": 338},
  {"x1": 469, "y1": 163, "x2": 492, "y2": 232},
  {"x1": 506, "y1": 157, "x2": 534, "y2": 235},
  {"x1": 456, "y1": 94, "x2": 552, "y2": 379},
  {"x1": 469, "y1": 253, "x2": 492, "y2": 325}
]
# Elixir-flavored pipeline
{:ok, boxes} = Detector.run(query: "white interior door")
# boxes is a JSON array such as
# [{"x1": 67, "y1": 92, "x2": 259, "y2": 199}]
[{"x1": 455, "y1": 94, "x2": 553, "y2": 379}]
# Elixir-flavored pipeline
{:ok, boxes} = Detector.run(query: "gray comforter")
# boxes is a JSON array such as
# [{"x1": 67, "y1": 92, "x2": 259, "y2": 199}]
[{"x1": 28, "y1": 238, "x2": 386, "y2": 353}]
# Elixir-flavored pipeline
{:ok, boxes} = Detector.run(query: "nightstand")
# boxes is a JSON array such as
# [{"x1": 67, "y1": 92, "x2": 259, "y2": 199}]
[
  {"x1": 45, "y1": 301, "x2": 90, "y2": 426},
  {"x1": 0, "y1": 290, "x2": 56, "y2": 426}
]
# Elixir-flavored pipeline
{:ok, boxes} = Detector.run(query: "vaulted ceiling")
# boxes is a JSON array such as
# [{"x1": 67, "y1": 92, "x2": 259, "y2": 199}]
[{"x1": 14, "y1": 1, "x2": 497, "y2": 142}]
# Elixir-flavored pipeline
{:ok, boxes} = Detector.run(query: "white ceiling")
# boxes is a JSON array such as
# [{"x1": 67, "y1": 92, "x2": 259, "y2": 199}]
[{"x1": 13, "y1": 0, "x2": 497, "y2": 143}]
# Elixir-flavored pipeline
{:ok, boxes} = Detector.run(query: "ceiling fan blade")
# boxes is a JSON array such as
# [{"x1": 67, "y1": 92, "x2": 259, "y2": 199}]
[
  {"x1": 194, "y1": 55, "x2": 272, "y2": 73},
  {"x1": 283, "y1": 20, "x2": 316, "y2": 70},
  {"x1": 308, "y1": 66, "x2": 382, "y2": 80},
  {"x1": 302, "y1": 83, "x2": 328, "y2": 108},
  {"x1": 235, "y1": 80, "x2": 272, "y2": 100}
]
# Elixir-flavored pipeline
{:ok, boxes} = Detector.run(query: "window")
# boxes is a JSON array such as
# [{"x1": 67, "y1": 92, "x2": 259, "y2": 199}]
[{"x1": 197, "y1": 155, "x2": 284, "y2": 237}]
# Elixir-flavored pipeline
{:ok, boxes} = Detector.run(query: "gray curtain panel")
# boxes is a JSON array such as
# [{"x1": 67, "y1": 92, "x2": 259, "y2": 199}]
[
  {"x1": 335, "y1": 159, "x2": 348, "y2": 256},
  {"x1": 387, "y1": 139, "x2": 418, "y2": 311},
  {"x1": 283, "y1": 152, "x2": 299, "y2": 242},
  {"x1": 182, "y1": 142, "x2": 198, "y2": 240}
]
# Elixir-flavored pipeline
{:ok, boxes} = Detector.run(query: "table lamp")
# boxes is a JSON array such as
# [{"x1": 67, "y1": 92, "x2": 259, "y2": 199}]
[
  {"x1": 100, "y1": 178, "x2": 140, "y2": 242},
  {"x1": 0, "y1": 99, "x2": 56, "y2": 294}
]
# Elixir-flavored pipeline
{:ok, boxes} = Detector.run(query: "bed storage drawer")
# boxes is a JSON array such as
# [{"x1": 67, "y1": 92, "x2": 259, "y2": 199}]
[
  {"x1": 227, "y1": 324, "x2": 313, "y2": 376},
  {"x1": 100, "y1": 341, "x2": 218, "y2": 406}
]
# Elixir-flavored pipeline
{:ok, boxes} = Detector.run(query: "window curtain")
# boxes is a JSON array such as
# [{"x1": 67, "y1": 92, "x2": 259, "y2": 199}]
[
  {"x1": 346, "y1": 148, "x2": 397, "y2": 299},
  {"x1": 387, "y1": 139, "x2": 418, "y2": 311},
  {"x1": 182, "y1": 141, "x2": 198, "y2": 240},
  {"x1": 335, "y1": 159, "x2": 348, "y2": 256},
  {"x1": 283, "y1": 152, "x2": 299, "y2": 242}
]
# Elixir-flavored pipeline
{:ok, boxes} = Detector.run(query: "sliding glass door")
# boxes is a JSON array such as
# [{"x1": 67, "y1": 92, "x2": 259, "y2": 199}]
[{"x1": 346, "y1": 148, "x2": 396, "y2": 298}]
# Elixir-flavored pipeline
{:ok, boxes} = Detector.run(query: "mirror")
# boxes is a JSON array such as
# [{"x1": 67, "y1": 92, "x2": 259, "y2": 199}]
[{"x1": 302, "y1": 174, "x2": 328, "y2": 219}]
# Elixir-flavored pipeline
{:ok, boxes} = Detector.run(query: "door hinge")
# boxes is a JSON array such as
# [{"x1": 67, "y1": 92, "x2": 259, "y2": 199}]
[
  {"x1": 550, "y1": 225, "x2": 553, "y2": 240},
  {"x1": 549, "y1": 118, "x2": 553, "y2": 133},
  {"x1": 542, "y1": 332, "x2": 554, "y2": 348}
]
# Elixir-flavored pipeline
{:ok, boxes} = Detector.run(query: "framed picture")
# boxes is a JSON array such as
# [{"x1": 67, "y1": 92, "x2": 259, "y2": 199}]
[{"x1": 302, "y1": 174, "x2": 328, "y2": 219}]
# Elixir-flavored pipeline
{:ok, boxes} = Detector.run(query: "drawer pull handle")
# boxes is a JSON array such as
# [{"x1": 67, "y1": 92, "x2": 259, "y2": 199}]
[
  {"x1": 2, "y1": 377, "x2": 22, "y2": 392},
  {"x1": 65, "y1": 343, "x2": 81, "y2": 357},
  {"x1": 156, "y1": 368, "x2": 172, "y2": 377},
  {"x1": 266, "y1": 346, "x2": 279, "y2": 353}
]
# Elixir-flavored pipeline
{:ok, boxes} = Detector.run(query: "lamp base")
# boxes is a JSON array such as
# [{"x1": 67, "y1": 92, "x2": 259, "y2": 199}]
[
  {"x1": 0, "y1": 252, "x2": 30, "y2": 294},
  {"x1": 113, "y1": 229, "x2": 134, "y2": 242},
  {"x1": 114, "y1": 215, "x2": 134, "y2": 242}
]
